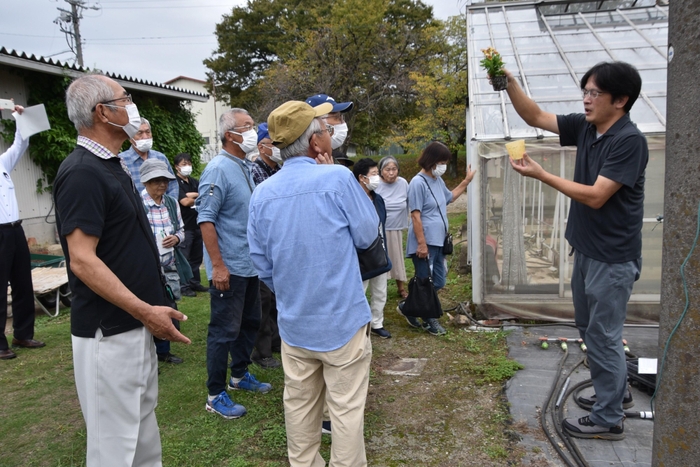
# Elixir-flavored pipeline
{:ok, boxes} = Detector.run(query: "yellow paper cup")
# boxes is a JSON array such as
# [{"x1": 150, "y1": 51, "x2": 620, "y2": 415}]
[{"x1": 506, "y1": 140, "x2": 525, "y2": 160}]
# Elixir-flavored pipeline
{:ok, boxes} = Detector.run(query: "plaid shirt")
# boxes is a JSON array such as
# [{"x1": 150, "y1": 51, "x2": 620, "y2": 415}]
[
  {"x1": 141, "y1": 189, "x2": 185, "y2": 268},
  {"x1": 251, "y1": 158, "x2": 281, "y2": 186},
  {"x1": 119, "y1": 147, "x2": 178, "y2": 199}
]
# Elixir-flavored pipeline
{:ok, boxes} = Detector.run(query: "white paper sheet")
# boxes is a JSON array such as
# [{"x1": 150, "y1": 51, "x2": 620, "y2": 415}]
[
  {"x1": 0, "y1": 98, "x2": 14, "y2": 110},
  {"x1": 13, "y1": 104, "x2": 51, "y2": 138},
  {"x1": 638, "y1": 358, "x2": 658, "y2": 374}
]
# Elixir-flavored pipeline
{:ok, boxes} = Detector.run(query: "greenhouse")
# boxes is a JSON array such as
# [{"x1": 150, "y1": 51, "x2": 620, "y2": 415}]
[{"x1": 465, "y1": 0, "x2": 668, "y2": 322}]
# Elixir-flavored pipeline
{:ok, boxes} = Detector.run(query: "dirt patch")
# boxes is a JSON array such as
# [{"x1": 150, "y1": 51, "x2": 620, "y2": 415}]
[{"x1": 364, "y1": 322, "x2": 525, "y2": 466}]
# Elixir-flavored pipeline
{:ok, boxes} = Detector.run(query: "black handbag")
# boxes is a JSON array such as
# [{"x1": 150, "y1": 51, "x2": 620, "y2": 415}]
[
  {"x1": 401, "y1": 261, "x2": 443, "y2": 319},
  {"x1": 419, "y1": 175, "x2": 454, "y2": 255},
  {"x1": 443, "y1": 233, "x2": 454, "y2": 255},
  {"x1": 357, "y1": 228, "x2": 392, "y2": 280}
]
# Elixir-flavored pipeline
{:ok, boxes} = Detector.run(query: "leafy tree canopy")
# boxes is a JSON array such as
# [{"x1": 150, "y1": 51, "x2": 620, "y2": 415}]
[{"x1": 205, "y1": 0, "x2": 442, "y2": 151}]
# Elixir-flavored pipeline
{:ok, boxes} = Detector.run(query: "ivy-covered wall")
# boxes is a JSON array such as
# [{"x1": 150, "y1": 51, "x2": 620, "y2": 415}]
[{"x1": 1, "y1": 68, "x2": 204, "y2": 193}]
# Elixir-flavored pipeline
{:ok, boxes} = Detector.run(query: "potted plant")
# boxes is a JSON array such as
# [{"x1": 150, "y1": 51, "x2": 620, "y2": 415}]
[{"x1": 480, "y1": 47, "x2": 508, "y2": 91}]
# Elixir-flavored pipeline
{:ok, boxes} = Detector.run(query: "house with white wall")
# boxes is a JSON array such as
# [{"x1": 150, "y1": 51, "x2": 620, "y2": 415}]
[{"x1": 0, "y1": 47, "x2": 208, "y2": 244}]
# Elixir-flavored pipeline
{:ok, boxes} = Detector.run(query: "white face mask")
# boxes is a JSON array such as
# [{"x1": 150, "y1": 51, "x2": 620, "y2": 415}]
[
  {"x1": 433, "y1": 163, "x2": 447, "y2": 177},
  {"x1": 178, "y1": 165, "x2": 193, "y2": 177},
  {"x1": 232, "y1": 129, "x2": 258, "y2": 154},
  {"x1": 106, "y1": 103, "x2": 142, "y2": 139},
  {"x1": 365, "y1": 174, "x2": 381, "y2": 191},
  {"x1": 264, "y1": 145, "x2": 283, "y2": 165},
  {"x1": 133, "y1": 137, "x2": 152, "y2": 152},
  {"x1": 331, "y1": 123, "x2": 348, "y2": 150}
]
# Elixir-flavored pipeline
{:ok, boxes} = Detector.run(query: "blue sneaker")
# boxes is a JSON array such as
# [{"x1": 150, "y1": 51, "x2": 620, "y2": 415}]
[
  {"x1": 205, "y1": 391, "x2": 247, "y2": 419},
  {"x1": 423, "y1": 318, "x2": 447, "y2": 336},
  {"x1": 228, "y1": 372, "x2": 272, "y2": 394},
  {"x1": 397, "y1": 301, "x2": 421, "y2": 328}
]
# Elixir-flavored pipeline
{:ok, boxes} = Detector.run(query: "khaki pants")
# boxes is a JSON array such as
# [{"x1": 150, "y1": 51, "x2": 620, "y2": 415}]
[{"x1": 282, "y1": 324, "x2": 372, "y2": 467}]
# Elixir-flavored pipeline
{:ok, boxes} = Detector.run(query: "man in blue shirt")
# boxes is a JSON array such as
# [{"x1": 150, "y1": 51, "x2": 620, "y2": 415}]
[
  {"x1": 197, "y1": 108, "x2": 271, "y2": 420},
  {"x1": 248, "y1": 101, "x2": 378, "y2": 467},
  {"x1": 118, "y1": 118, "x2": 178, "y2": 199},
  {"x1": 504, "y1": 62, "x2": 648, "y2": 441}
]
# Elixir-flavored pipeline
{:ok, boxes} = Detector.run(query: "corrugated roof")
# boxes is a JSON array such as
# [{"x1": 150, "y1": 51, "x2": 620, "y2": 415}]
[{"x1": 0, "y1": 47, "x2": 209, "y2": 103}]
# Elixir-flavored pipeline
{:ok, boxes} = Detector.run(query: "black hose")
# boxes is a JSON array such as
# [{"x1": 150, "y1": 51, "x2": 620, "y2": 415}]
[{"x1": 539, "y1": 346, "x2": 578, "y2": 467}]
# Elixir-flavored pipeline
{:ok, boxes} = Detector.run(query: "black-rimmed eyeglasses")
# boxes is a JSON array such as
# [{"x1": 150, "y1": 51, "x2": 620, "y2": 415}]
[
  {"x1": 92, "y1": 94, "x2": 133, "y2": 112},
  {"x1": 581, "y1": 89, "x2": 607, "y2": 99}
]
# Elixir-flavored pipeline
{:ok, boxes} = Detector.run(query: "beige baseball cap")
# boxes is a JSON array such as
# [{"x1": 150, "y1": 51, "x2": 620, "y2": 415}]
[{"x1": 267, "y1": 101, "x2": 334, "y2": 149}]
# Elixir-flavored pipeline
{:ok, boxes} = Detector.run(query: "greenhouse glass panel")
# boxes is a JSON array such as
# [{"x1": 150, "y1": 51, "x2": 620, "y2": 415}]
[
  {"x1": 614, "y1": 48, "x2": 665, "y2": 66},
  {"x1": 467, "y1": 0, "x2": 667, "y2": 319},
  {"x1": 639, "y1": 69, "x2": 668, "y2": 94},
  {"x1": 554, "y1": 32, "x2": 598, "y2": 49}
]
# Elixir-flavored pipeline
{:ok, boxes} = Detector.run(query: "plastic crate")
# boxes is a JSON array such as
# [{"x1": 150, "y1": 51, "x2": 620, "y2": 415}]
[{"x1": 30, "y1": 254, "x2": 65, "y2": 269}]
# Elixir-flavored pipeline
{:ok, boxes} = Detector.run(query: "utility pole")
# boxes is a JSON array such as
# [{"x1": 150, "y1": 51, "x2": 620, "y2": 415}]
[
  {"x1": 651, "y1": 0, "x2": 700, "y2": 465},
  {"x1": 54, "y1": 0, "x2": 100, "y2": 67}
]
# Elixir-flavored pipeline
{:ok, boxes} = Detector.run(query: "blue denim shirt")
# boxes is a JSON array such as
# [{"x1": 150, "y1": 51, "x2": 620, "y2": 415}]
[
  {"x1": 248, "y1": 157, "x2": 378, "y2": 351},
  {"x1": 197, "y1": 150, "x2": 257, "y2": 278},
  {"x1": 118, "y1": 147, "x2": 178, "y2": 199}
]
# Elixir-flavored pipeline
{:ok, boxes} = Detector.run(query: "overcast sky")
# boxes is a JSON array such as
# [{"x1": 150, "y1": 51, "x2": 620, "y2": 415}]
[{"x1": 0, "y1": 0, "x2": 465, "y2": 85}]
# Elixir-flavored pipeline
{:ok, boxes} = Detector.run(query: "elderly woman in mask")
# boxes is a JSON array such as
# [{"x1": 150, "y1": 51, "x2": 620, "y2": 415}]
[{"x1": 374, "y1": 156, "x2": 410, "y2": 299}]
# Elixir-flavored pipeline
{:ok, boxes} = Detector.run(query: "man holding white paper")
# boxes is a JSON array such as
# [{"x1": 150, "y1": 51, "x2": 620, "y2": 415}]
[{"x1": 0, "y1": 102, "x2": 46, "y2": 361}]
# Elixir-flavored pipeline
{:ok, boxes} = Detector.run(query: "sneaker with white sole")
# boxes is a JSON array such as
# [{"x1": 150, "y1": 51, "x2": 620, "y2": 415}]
[
  {"x1": 423, "y1": 318, "x2": 447, "y2": 336},
  {"x1": 206, "y1": 391, "x2": 247, "y2": 419},
  {"x1": 322, "y1": 420, "x2": 332, "y2": 435},
  {"x1": 578, "y1": 389, "x2": 634, "y2": 411},
  {"x1": 562, "y1": 415, "x2": 625, "y2": 440},
  {"x1": 397, "y1": 301, "x2": 421, "y2": 328},
  {"x1": 228, "y1": 372, "x2": 272, "y2": 394}
]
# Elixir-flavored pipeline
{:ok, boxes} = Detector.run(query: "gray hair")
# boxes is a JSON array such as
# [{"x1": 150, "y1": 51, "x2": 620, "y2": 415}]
[
  {"x1": 139, "y1": 117, "x2": 150, "y2": 128},
  {"x1": 280, "y1": 118, "x2": 324, "y2": 161},
  {"x1": 65, "y1": 74, "x2": 114, "y2": 131},
  {"x1": 218, "y1": 108, "x2": 249, "y2": 143},
  {"x1": 378, "y1": 156, "x2": 399, "y2": 177}
]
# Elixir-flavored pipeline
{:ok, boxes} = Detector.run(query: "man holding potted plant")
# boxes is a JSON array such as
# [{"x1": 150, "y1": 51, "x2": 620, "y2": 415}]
[{"x1": 503, "y1": 61, "x2": 648, "y2": 441}]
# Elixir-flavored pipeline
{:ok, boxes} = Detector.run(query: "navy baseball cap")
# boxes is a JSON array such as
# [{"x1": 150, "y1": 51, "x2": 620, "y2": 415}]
[
  {"x1": 305, "y1": 94, "x2": 353, "y2": 113},
  {"x1": 257, "y1": 122, "x2": 271, "y2": 143}
]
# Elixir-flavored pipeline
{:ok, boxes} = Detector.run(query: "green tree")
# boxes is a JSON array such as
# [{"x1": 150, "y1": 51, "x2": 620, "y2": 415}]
[
  {"x1": 205, "y1": 0, "x2": 441, "y2": 152},
  {"x1": 393, "y1": 14, "x2": 468, "y2": 176}
]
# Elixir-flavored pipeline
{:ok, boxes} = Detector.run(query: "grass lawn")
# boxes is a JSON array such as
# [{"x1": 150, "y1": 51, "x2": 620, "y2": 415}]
[{"x1": 1, "y1": 166, "x2": 526, "y2": 466}]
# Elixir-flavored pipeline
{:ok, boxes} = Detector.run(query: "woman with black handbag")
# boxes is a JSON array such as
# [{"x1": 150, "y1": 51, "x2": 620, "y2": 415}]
[
  {"x1": 353, "y1": 158, "x2": 393, "y2": 339},
  {"x1": 398, "y1": 142, "x2": 475, "y2": 335}
]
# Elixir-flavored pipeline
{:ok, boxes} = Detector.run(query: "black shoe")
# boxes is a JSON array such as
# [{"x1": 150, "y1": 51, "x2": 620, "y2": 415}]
[
  {"x1": 11, "y1": 338, "x2": 46, "y2": 348},
  {"x1": 252, "y1": 356, "x2": 282, "y2": 369},
  {"x1": 0, "y1": 349, "x2": 17, "y2": 360},
  {"x1": 181, "y1": 288, "x2": 197, "y2": 297},
  {"x1": 578, "y1": 389, "x2": 634, "y2": 410},
  {"x1": 157, "y1": 352, "x2": 184, "y2": 364},
  {"x1": 563, "y1": 415, "x2": 624, "y2": 440},
  {"x1": 192, "y1": 283, "x2": 209, "y2": 292}
]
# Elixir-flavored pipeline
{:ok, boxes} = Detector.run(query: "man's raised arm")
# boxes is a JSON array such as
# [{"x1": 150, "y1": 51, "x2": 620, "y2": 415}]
[{"x1": 504, "y1": 69, "x2": 560, "y2": 135}]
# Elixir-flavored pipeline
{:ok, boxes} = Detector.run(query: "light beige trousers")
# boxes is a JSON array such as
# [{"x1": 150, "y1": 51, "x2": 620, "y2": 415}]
[
  {"x1": 72, "y1": 326, "x2": 162, "y2": 467},
  {"x1": 282, "y1": 324, "x2": 372, "y2": 467}
]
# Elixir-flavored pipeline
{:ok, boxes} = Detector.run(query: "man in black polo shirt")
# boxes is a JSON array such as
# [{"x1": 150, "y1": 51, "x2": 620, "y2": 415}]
[
  {"x1": 54, "y1": 74, "x2": 190, "y2": 465},
  {"x1": 504, "y1": 62, "x2": 648, "y2": 441},
  {"x1": 173, "y1": 152, "x2": 206, "y2": 297}
]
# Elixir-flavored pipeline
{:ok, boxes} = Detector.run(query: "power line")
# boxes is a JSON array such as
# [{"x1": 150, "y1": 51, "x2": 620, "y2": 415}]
[{"x1": 54, "y1": 0, "x2": 101, "y2": 67}]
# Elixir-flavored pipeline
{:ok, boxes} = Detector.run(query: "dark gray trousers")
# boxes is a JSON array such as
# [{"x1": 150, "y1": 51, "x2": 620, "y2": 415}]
[{"x1": 571, "y1": 252, "x2": 641, "y2": 427}]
